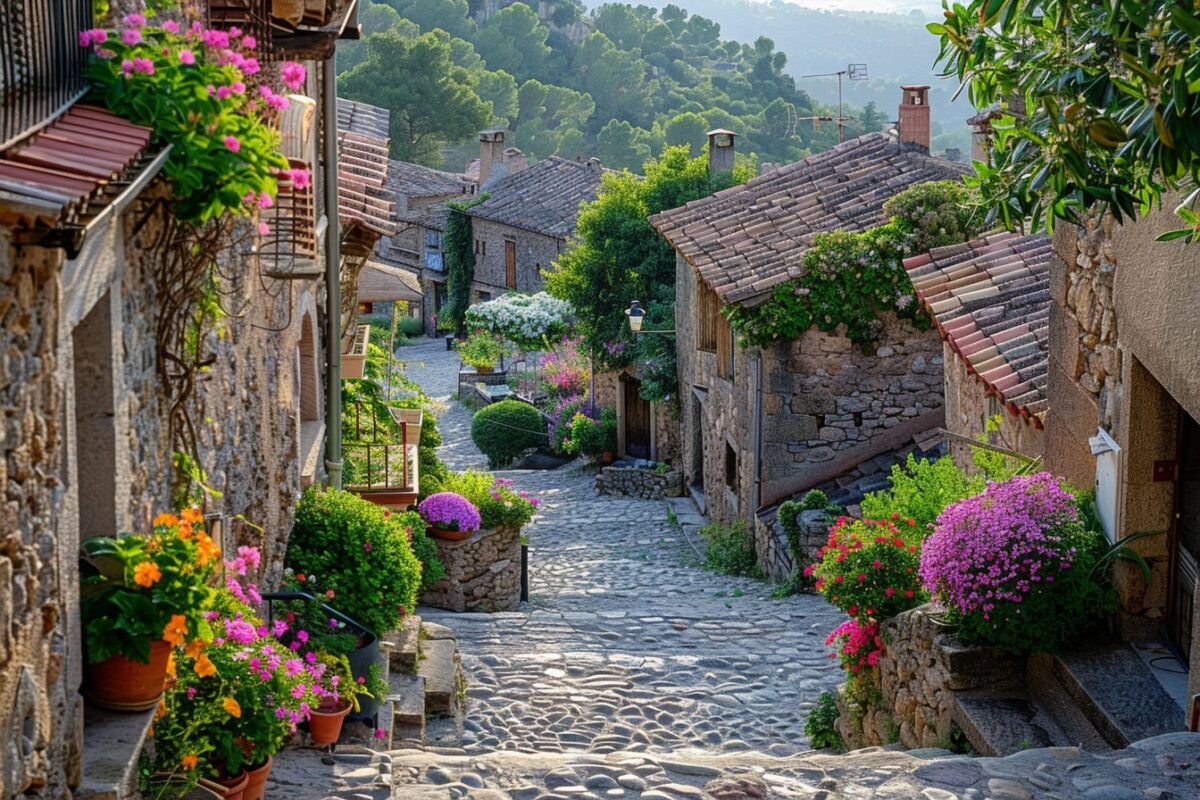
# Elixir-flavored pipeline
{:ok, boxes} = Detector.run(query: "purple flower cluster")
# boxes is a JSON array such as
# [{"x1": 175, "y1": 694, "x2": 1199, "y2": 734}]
[
  {"x1": 919, "y1": 473, "x2": 1078, "y2": 621},
  {"x1": 417, "y1": 492, "x2": 482, "y2": 532}
]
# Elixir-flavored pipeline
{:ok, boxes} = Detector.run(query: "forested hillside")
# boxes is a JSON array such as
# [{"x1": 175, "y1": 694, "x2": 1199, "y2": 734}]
[{"x1": 338, "y1": 0, "x2": 966, "y2": 172}]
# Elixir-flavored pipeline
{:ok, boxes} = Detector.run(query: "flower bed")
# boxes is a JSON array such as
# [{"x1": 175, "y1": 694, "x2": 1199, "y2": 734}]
[{"x1": 595, "y1": 464, "x2": 684, "y2": 500}]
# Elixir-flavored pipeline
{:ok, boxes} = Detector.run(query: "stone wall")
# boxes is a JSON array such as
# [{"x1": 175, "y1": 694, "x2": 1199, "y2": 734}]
[
  {"x1": 941, "y1": 341, "x2": 1044, "y2": 470},
  {"x1": 593, "y1": 369, "x2": 682, "y2": 467},
  {"x1": 469, "y1": 218, "x2": 560, "y2": 296},
  {"x1": 595, "y1": 465, "x2": 685, "y2": 500},
  {"x1": 753, "y1": 508, "x2": 830, "y2": 581},
  {"x1": 420, "y1": 525, "x2": 522, "y2": 612}
]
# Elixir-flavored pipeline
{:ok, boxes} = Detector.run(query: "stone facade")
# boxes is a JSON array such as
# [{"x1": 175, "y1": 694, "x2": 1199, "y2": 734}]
[
  {"x1": 420, "y1": 525, "x2": 522, "y2": 612},
  {"x1": 591, "y1": 369, "x2": 681, "y2": 466},
  {"x1": 676, "y1": 253, "x2": 945, "y2": 527},
  {"x1": 468, "y1": 218, "x2": 560, "y2": 298},
  {"x1": 595, "y1": 465, "x2": 685, "y2": 500}
]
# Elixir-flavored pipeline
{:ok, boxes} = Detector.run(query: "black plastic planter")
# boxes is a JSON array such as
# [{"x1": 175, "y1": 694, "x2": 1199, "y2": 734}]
[{"x1": 445, "y1": 334, "x2": 455, "y2": 351}]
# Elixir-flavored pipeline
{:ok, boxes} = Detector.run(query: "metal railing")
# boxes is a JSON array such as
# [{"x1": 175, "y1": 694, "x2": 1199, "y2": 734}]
[{"x1": 0, "y1": 0, "x2": 92, "y2": 150}]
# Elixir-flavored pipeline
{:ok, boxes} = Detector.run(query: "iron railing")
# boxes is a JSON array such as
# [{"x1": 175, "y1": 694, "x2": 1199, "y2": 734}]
[
  {"x1": 0, "y1": 0, "x2": 92, "y2": 150},
  {"x1": 261, "y1": 158, "x2": 320, "y2": 278}
]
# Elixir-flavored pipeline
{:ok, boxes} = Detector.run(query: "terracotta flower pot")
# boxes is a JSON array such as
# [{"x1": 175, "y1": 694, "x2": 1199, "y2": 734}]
[
  {"x1": 201, "y1": 770, "x2": 250, "y2": 800},
  {"x1": 602, "y1": 451, "x2": 614, "y2": 463},
  {"x1": 474, "y1": 364, "x2": 493, "y2": 375},
  {"x1": 86, "y1": 639, "x2": 171, "y2": 711},
  {"x1": 308, "y1": 700, "x2": 351, "y2": 745},
  {"x1": 429, "y1": 525, "x2": 474, "y2": 541},
  {"x1": 243, "y1": 755, "x2": 272, "y2": 800}
]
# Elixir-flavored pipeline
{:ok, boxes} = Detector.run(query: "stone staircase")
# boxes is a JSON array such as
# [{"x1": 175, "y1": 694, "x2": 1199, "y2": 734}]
[
  {"x1": 952, "y1": 642, "x2": 1185, "y2": 756},
  {"x1": 377, "y1": 615, "x2": 466, "y2": 750}
]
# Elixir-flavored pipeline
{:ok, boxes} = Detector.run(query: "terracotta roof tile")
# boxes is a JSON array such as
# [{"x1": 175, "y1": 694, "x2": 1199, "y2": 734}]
[
  {"x1": 649, "y1": 133, "x2": 968, "y2": 304},
  {"x1": 357, "y1": 259, "x2": 423, "y2": 303},
  {"x1": 467, "y1": 156, "x2": 604, "y2": 239},
  {"x1": 903, "y1": 231, "x2": 1052, "y2": 426},
  {"x1": 336, "y1": 99, "x2": 394, "y2": 235}
]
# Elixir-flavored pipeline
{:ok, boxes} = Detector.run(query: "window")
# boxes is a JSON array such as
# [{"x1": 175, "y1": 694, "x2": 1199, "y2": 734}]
[
  {"x1": 476, "y1": 291, "x2": 492, "y2": 303},
  {"x1": 505, "y1": 239, "x2": 517, "y2": 289},
  {"x1": 359, "y1": 302, "x2": 374, "y2": 314},
  {"x1": 474, "y1": 238, "x2": 487, "y2": 256},
  {"x1": 425, "y1": 230, "x2": 440, "y2": 251},
  {"x1": 696, "y1": 282, "x2": 719, "y2": 352},
  {"x1": 716, "y1": 312, "x2": 734, "y2": 380},
  {"x1": 724, "y1": 441, "x2": 738, "y2": 489}
]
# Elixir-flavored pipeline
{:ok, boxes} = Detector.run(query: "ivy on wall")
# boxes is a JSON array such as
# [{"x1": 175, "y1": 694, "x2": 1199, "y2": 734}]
[
  {"x1": 442, "y1": 193, "x2": 488, "y2": 336},
  {"x1": 723, "y1": 181, "x2": 981, "y2": 348}
]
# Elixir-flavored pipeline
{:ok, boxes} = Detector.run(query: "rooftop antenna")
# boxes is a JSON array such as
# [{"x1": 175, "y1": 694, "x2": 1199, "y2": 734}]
[{"x1": 800, "y1": 63, "x2": 868, "y2": 143}]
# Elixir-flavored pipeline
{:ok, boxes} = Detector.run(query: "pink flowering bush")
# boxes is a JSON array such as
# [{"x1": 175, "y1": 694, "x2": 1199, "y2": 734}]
[
  {"x1": 919, "y1": 473, "x2": 1115, "y2": 653},
  {"x1": 539, "y1": 337, "x2": 590, "y2": 400},
  {"x1": 807, "y1": 517, "x2": 927, "y2": 622},
  {"x1": 418, "y1": 492, "x2": 482, "y2": 533},
  {"x1": 437, "y1": 470, "x2": 539, "y2": 529},
  {"x1": 825, "y1": 618, "x2": 884, "y2": 675},
  {"x1": 82, "y1": 14, "x2": 303, "y2": 224}
]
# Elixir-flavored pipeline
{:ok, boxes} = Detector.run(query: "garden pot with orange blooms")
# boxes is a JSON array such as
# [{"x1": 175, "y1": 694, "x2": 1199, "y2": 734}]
[
  {"x1": 86, "y1": 639, "x2": 171, "y2": 711},
  {"x1": 201, "y1": 769, "x2": 249, "y2": 800},
  {"x1": 242, "y1": 755, "x2": 272, "y2": 800},
  {"x1": 308, "y1": 699, "x2": 351, "y2": 745}
]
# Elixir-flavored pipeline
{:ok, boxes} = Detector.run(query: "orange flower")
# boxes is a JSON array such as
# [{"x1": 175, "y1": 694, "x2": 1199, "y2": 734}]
[
  {"x1": 181, "y1": 754, "x2": 198, "y2": 770},
  {"x1": 196, "y1": 531, "x2": 220, "y2": 566},
  {"x1": 134, "y1": 561, "x2": 162, "y2": 588},
  {"x1": 194, "y1": 653, "x2": 217, "y2": 678},
  {"x1": 184, "y1": 638, "x2": 206, "y2": 659},
  {"x1": 177, "y1": 523, "x2": 193, "y2": 540},
  {"x1": 222, "y1": 697, "x2": 241, "y2": 718},
  {"x1": 163, "y1": 614, "x2": 188, "y2": 647},
  {"x1": 180, "y1": 507, "x2": 204, "y2": 525},
  {"x1": 153, "y1": 512, "x2": 179, "y2": 528},
  {"x1": 154, "y1": 698, "x2": 167, "y2": 721},
  {"x1": 165, "y1": 653, "x2": 176, "y2": 677}
]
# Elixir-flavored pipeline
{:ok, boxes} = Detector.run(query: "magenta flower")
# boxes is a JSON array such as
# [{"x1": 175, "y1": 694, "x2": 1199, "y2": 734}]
[
  {"x1": 133, "y1": 58, "x2": 154, "y2": 75},
  {"x1": 121, "y1": 59, "x2": 134, "y2": 75},
  {"x1": 186, "y1": 687, "x2": 197, "y2": 700},
  {"x1": 121, "y1": 28, "x2": 142, "y2": 46},
  {"x1": 257, "y1": 193, "x2": 273, "y2": 209},
  {"x1": 242, "y1": 35, "x2": 257, "y2": 49},
  {"x1": 374, "y1": 728, "x2": 387, "y2": 740},
  {"x1": 272, "y1": 619, "x2": 289, "y2": 637},
  {"x1": 216, "y1": 86, "x2": 232, "y2": 100},
  {"x1": 281, "y1": 61, "x2": 306, "y2": 90},
  {"x1": 232, "y1": 81, "x2": 246, "y2": 94},
  {"x1": 224, "y1": 135, "x2": 240, "y2": 153},
  {"x1": 202, "y1": 29, "x2": 230, "y2": 50},
  {"x1": 162, "y1": 20, "x2": 180, "y2": 34},
  {"x1": 79, "y1": 29, "x2": 108, "y2": 47},
  {"x1": 242, "y1": 57, "x2": 261, "y2": 76},
  {"x1": 123, "y1": 13, "x2": 146, "y2": 27},
  {"x1": 179, "y1": 49, "x2": 195, "y2": 65},
  {"x1": 257, "y1": 222, "x2": 270, "y2": 236}
]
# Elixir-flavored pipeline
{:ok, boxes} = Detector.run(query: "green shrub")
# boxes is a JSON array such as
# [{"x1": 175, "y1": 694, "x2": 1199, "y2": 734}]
[
  {"x1": 471, "y1": 400, "x2": 545, "y2": 466},
  {"x1": 700, "y1": 520, "x2": 761, "y2": 577},
  {"x1": 397, "y1": 316, "x2": 425, "y2": 338},
  {"x1": 564, "y1": 408, "x2": 616, "y2": 456},
  {"x1": 804, "y1": 691, "x2": 845, "y2": 751},
  {"x1": 436, "y1": 470, "x2": 538, "y2": 529},
  {"x1": 289, "y1": 488, "x2": 424, "y2": 635},
  {"x1": 547, "y1": 396, "x2": 586, "y2": 454},
  {"x1": 860, "y1": 455, "x2": 986, "y2": 533},
  {"x1": 412, "y1": 405, "x2": 448, "y2": 496}
]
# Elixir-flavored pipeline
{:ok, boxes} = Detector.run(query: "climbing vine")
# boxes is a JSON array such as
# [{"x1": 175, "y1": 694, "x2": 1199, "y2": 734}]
[
  {"x1": 724, "y1": 181, "x2": 982, "y2": 348},
  {"x1": 443, "y1": 193, "x2": 489, "y2": 337}
]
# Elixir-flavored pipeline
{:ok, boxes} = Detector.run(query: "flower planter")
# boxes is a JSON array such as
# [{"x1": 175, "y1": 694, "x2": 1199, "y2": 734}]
[
  {"x1": 243, "y1": 755, "x2": 272, "y2": 800},
  {"x1": 521, "y1": 543, "x2": 529, "y2": 602},
  {"x1": 429, "y1": 525, "x2": 475, "y2": 541},
  {"x1": 347, "y1": 632, "x2": 380, "y2": 722},
  {"x1": 201, "y1": 770, "x2": 250, "y2": 800},
  {"x1": 474, "y1": 364, "x2": 494, "y2": 375},
  {"x1": 601, "y1": 451, "x2": 614, "y2": 463},
  {"x1": 86, "y1": 639, "x2": 171, "y2": 711},
  {"x1": 308, "y1": 700, "x2": 352, "y2": 745}
]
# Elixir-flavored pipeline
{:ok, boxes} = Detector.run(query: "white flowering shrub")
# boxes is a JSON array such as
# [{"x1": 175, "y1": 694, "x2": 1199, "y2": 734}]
[{"x1": 465, "y1": 292, "x2": 574, "y2": 350}]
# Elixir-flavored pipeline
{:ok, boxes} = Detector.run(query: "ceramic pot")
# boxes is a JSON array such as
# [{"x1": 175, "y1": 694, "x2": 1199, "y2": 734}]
[
  {"x1": 86, "y1": 639, "x2": 171, "y2": 711},
  {"x1": 308, "y1": 700, "x2": 351, "y2": 745},
  {"x1": 601, "y1": 451, "x2": 614, "y2": 463},
  {"x1": 201, "y1": 770, "x2": 250, "y2": 800},
  {"x1": 242, "y1": 755, "x2": 272, "y2": 800},
  {"x1": 429, "y1": 525, "x2": 474, "y2": 541}
]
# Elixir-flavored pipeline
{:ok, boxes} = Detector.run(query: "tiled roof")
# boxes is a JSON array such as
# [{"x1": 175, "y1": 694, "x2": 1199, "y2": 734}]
[
  {"x1": 903, "y1": 231, "x2": 1052, "y2": 425},
  {"x1": 649, "y1": 133, "x2": 968, "y2": 304},
  {"x1": 357, "y1": 259, "x2": 423, "y2": 303},
  {"x1": 388, "y1": 159, "x2": 471, "y2": 201},
  {"x1": 0, "y1": 105, "x2": 156, "y2": 227},
  {"x1": 467, "y1": 156, "x2": 603, "y2": 239},
  {"x1": 336, "y1": 99, "x2": 394, "y2": 235}
]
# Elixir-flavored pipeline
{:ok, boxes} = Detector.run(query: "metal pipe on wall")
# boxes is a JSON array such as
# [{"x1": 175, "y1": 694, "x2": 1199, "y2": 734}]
[{"x1": 322, "y1": 54, "x2": 343, "y2": 489}]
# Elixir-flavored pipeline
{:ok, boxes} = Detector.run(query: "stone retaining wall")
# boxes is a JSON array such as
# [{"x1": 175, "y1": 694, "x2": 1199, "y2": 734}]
[
  {"x1": 753, "y1": 508, "x2": 830, "y2": 581},
  {"x1": 595, "y1": 466, "x2": 684, "y2": 500},
  {"x1": 420, "y1": 525, "x2": 522, "y2": 612}
]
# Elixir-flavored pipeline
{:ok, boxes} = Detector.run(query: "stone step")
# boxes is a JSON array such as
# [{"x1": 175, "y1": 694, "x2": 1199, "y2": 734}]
[
  {"x1": 380, "y1": 615, "x2": 422, "y2": 674},
  {"x1": 77, "y1": 704, "x2": 155, "y2": 799},
  {"x1": 1050, "y1": 644, "x2": 1185, "y2": 748},
  {"x1": 952, "y1": 690, "x2": 1059, "y2": 756},
  {"x1": 387, "y1": 672, "x2": 426, "y2": 748},
  {"x1": 1026, "y1": 653, "x2": 1110, "y2": 751},
  {"x1": 418, "y1": 637, "x2": 461, "y2": 715}
]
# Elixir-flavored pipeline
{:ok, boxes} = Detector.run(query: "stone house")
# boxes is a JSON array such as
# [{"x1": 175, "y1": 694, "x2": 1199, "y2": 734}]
[
  {"x1": 649, "y1": 91, "x2": 966, "y2": 578},
  {"x1": 0, "y1": 2, "x2": 361, "y2": 795},
  {"x1": 903, "y1": 231, "x2": 1052, "y2": 467},
  {"x1": 1041, "y1": 199, "x2": 1200, "y2": 724},
  {"x1": 466, "y1": 153, "x2": 604, "y2": 301}
]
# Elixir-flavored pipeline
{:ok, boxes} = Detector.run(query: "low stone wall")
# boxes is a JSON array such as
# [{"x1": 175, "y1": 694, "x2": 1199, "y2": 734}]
[
  {"x1": 837, "y1": 604, "x2": 1024, "y2": 750},
  {"x1": 420, "y1": 524, "x2": 521, "y2": 612},
  {"x1": 754, "y1": 508, "x2": 831, "y2": 580},
  {"x1": 595, "y1": 466, "x2": 684, "y2": 500}
]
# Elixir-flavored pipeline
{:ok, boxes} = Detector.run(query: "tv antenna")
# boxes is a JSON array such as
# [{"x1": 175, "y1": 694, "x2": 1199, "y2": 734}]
[{"x1": 800, "y1": 63, "x2": 868, "y2": 143}]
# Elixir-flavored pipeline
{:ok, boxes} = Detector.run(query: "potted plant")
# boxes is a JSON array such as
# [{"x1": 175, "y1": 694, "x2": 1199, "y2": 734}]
[
  {"x1": 457, "y1": 332, "x2": 507, "y2": 374},
  {"x1": 417, "y1": 492, "x2": 482, "y2": 541},
  {"x1": 305, "y1": 652, "x2": 371, "y2": 745},
  {"x1": 80, "y1": 510, "x2": 217, "y2": 710},
  {"x1": 597, "y1": 408, "x2": 618, "y2": 462}
]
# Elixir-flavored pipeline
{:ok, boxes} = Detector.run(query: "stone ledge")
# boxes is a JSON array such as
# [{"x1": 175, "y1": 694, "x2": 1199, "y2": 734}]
[
  {"x1": 419, "y1": 526, "x2": 521, "y2": 613},
  {"x1": 77, "y1": 703, "x2": 155, "y2": 800}
]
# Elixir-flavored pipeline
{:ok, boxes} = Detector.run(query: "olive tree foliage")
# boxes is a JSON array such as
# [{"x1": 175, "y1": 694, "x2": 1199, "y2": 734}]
[{"x1": 931, "y1": 0, "x2": 1200, "y2": 240}]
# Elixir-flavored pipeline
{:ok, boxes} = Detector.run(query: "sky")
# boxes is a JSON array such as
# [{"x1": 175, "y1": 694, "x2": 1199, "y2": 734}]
[{"x1": 778, "y1": 0, "x2": 943, "y2": 13}]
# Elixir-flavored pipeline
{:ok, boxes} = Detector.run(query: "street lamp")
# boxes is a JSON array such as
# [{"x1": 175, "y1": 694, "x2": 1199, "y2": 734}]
[{"x1": 625, "y1": 300, "x2": 675, "y2": 335}]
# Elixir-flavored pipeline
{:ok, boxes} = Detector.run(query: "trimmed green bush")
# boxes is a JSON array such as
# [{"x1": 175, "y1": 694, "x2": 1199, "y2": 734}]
[
  {"x1": 397, "y1": 316, "x2": 425, "y2": 338},
  {"x1": 436, "y1": 470, "x2": 538, "y2": 529},
  {"x1": 470, "y1": 400, "x2": 545, "y2": 466},
  {"x1": 860, "y1": 455, "x2": 986, "y2": 533},
  {"x1": 289, "y1": 488, "x2": 425, "y2": 634}
]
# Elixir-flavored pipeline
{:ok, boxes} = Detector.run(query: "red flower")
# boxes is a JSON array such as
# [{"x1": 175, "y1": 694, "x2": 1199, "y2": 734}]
[{"x1": 296, "y1": 573, "x2": 306, "y2": 582}]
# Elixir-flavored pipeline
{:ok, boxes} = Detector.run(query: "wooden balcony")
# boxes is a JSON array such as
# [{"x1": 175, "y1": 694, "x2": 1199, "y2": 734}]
[
  {"x1": 207, "y1": 0, "x2": 361, "y2": 60},
  {"x1": 260, "y1": 158, "x2": 321, "y2": 280},
  {"x1": 344, "y1": 407, "x2": 419, "y2": 511},
  {"x1": 340, "y1": 323, "x2": 370, "y2": 380}
]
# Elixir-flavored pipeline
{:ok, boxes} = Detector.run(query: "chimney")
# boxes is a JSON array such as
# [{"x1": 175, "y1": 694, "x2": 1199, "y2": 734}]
[
  {"x1": 478, "y1": 130, "x2": 505, "y2": 186},
  {"x1": 707, "y1": 129, "x2": 736, "y2": 175},
  {"x1": 898, "y1": 86, "x2": 931, "y2": 151}
]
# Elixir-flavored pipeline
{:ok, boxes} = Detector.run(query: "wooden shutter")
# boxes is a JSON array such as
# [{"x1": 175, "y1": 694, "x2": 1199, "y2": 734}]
[
  {"x1": 696, "y1": 283, "x2": 718, "y2": 352},
  {"x1": 716, "y1": 311, "x2": 733, "y2": 380},
  {"x1": 505, "y1": 240, "x2": 517, "y2": 288}
]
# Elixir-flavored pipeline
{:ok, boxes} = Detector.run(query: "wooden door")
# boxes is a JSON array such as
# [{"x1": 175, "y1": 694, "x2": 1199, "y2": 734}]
[
  {"x1": 505, "y1": 240, "x2": 516, "y2": 288},
  {"x1": 1170, "y1": 412, "x2": 1200, "y2": 663},
  {"x1": 624, "y1": 378, "x2": 652, "y2": 459}
]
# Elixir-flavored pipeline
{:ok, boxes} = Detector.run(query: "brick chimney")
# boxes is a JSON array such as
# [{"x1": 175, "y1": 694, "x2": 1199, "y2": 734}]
[
  {"x1": 707, "y1": 129, "x2": 736, "y2": 175},
  {"x1": 478, "y1": 130, "x2": 505, "y2": 186},
  {"x1": 898, "y1": 86, "x2": 931, "y2": 151}
]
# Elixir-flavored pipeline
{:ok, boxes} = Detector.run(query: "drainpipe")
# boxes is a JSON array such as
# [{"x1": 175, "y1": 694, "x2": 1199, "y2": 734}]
[
  {"x1": 750, "y1": 354, "x2": 763, "y2": 513},
  {"x1": 323, "y1": 54, "x2": 343, "y2": 489}
]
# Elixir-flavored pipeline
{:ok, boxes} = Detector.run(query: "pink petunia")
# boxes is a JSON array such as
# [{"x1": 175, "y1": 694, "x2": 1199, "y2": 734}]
[
  {"x1": 133, "y1": 58, "x2": 155, "y2": 75},
  {"x1": 281, "y1": 61, "x2": 306, "y2": 90},
  {"x1": 122, "y1": 28, "x2": 142, "y2": 46},
  {"x1": 162, "y1": 20, "x2": 180, "y2": 34},
  {"x1": 216, "y1": 86, "x2": 232, "y2": 100},
  {"x1": 179, "y1": 49, "x2": 195, "y2": 65},
  {"x1": 224, "y1": 135, "x2": 240, "y2": 153}
]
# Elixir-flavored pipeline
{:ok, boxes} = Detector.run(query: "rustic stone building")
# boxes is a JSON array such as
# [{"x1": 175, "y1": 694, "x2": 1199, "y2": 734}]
[
  {"x1": 1042, "y1": 199, "x2": 1200, "y2": 723},
  {"x1": 650, "y1": 100, "x2": 965, "y2": 576},
  {"x1": 0, "y1": 1, "x2": 361, "y2": 794},
  {"x1": 903, "y1": 231, "x2": 1051, "y2": 467}
]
